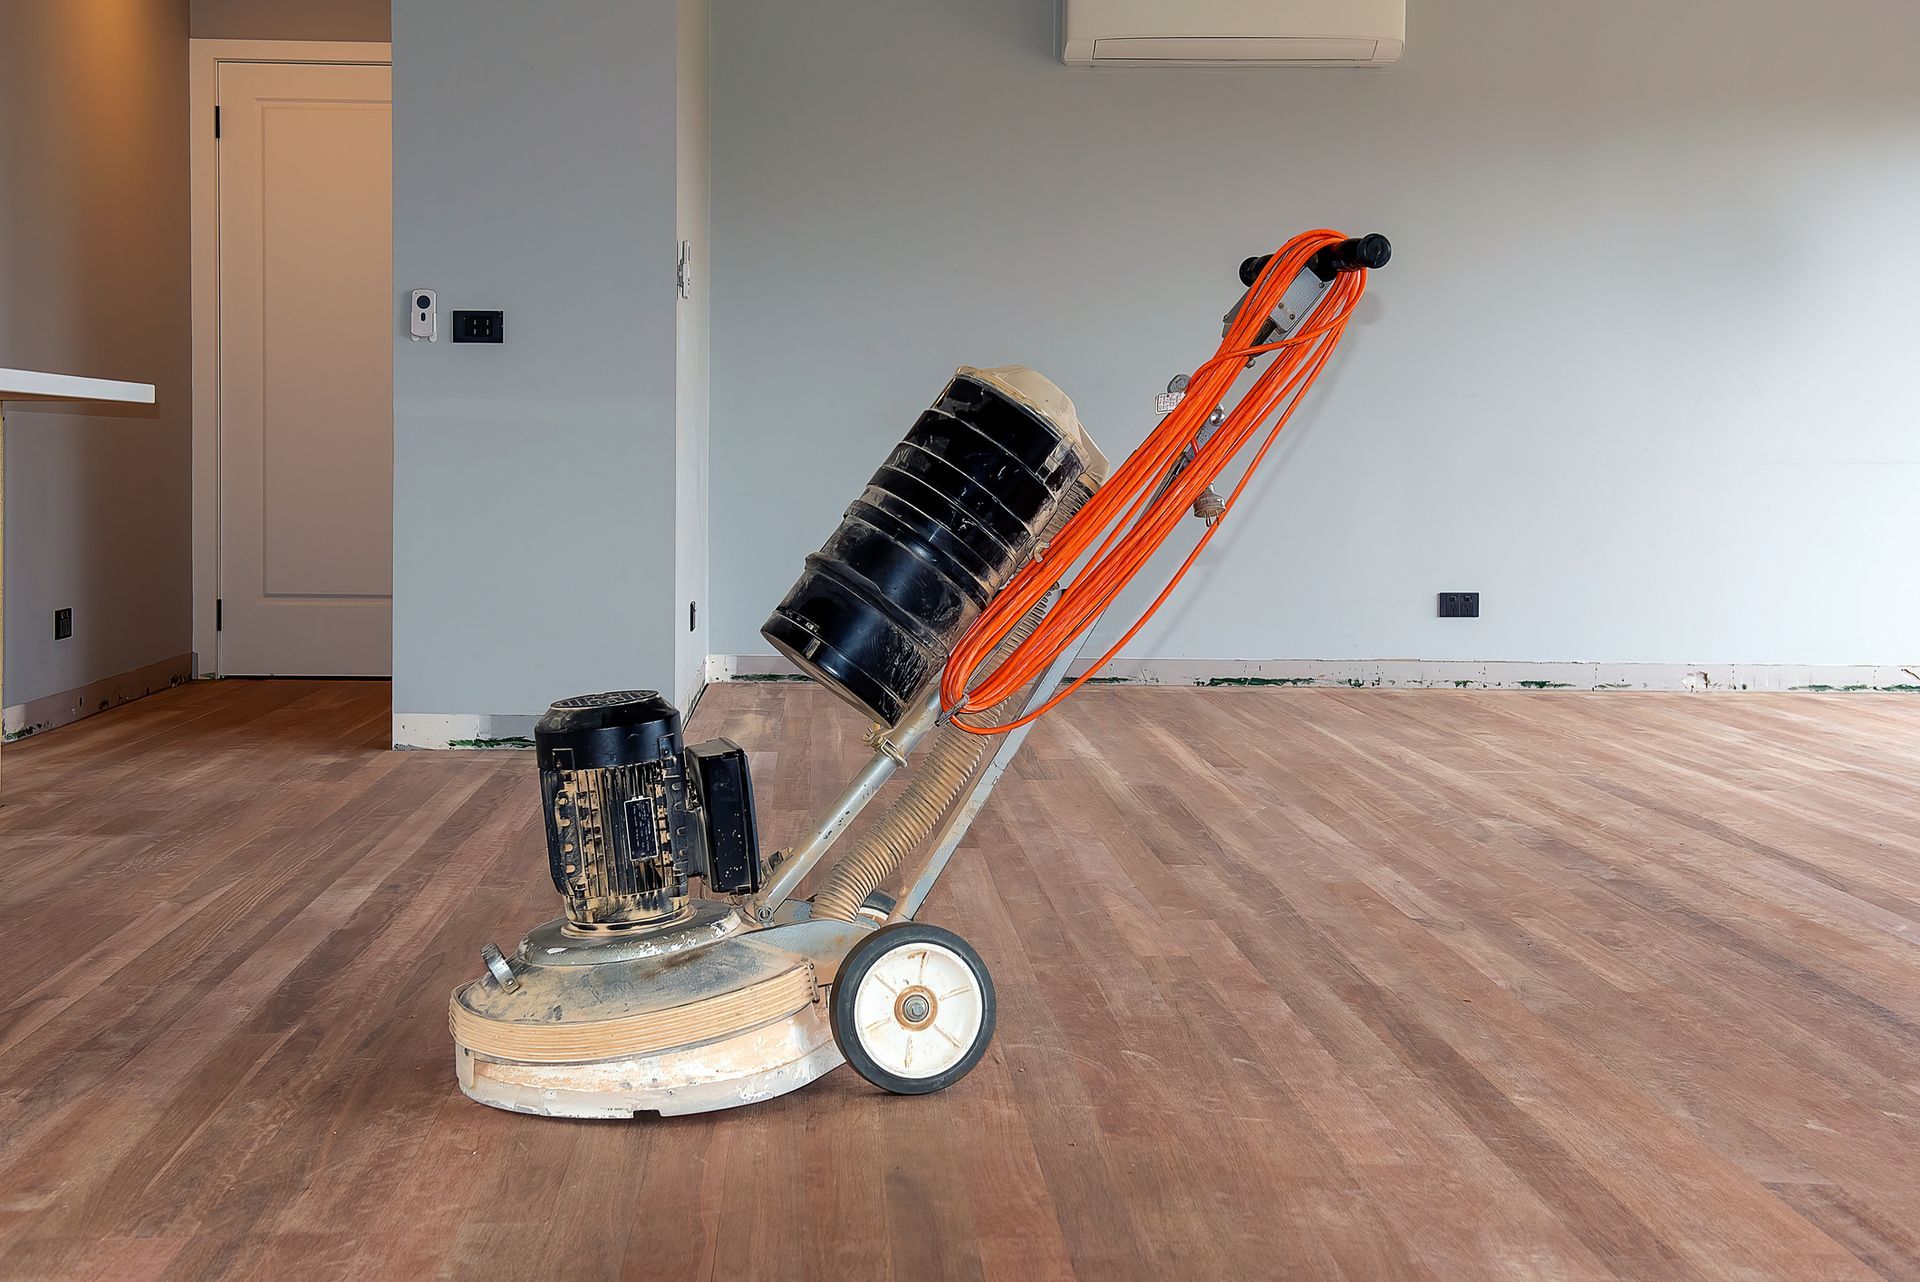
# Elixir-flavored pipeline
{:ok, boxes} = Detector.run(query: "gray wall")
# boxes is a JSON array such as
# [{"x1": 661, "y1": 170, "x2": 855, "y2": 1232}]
[
  {"x1": 675, "y1": 0, "x2": 712, "y2": 710},
  {"x1": 1, "y1": 0, "x2": 192, "y2": 709},
  {"x1": 391, "y1": 0, "x2": 689, "y2": 721},
  {"x1": 710, "y1": 0, "x2": 1920, "y2": 668},
  {"x1": 191, "y1": 0, "x2": 389, "y2": 42}
]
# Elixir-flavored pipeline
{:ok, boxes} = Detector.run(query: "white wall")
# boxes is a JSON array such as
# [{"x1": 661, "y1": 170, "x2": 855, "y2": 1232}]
[
  {"x1": 709, "y1": 0, "x2": 1920, "y2": 670},
  {"x1": 391, "y1": 0, "x2": 695, "y2": 730},
  {"x1": 1, "y1": 0, "x2": 192, "y2": 712}
]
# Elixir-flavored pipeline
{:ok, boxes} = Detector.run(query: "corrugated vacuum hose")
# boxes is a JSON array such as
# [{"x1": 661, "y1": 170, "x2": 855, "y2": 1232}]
[{"x1": 809, "y1": 485, "x2": 1091, "y2": 922}]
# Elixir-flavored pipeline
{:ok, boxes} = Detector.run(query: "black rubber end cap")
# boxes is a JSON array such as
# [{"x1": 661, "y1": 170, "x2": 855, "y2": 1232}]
[{"x1": 1352, "y1": 233, "x2": 1393, "y2": 270}]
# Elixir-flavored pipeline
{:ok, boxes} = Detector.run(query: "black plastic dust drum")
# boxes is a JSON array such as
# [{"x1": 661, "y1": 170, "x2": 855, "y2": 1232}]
[{"x1": 763, "y1": 366, "x2": 1098, "y2": 726}]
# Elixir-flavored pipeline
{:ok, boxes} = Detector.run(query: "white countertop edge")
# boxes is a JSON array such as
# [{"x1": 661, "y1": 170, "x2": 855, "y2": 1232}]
[{"x1": 0, "y1": 367, "x2": 157, "y2": 406}]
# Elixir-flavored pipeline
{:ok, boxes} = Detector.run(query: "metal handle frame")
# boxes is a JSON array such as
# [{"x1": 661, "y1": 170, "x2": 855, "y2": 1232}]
[{"x1": 750, "y1": 253, "x2": 1339, "y2": 928}]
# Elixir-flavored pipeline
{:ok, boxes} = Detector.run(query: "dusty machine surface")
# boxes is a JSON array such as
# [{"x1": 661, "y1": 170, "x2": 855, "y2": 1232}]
[{"x1": 451, "y1": 234, "x2": 1389, "y2": 1118}]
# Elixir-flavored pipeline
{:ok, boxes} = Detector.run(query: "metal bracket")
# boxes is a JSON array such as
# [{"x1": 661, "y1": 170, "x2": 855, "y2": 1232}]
[
  {"x1": 1221, "y1": 265, "x2": 1327, "y2": 343},
  {"x1": 480, "y1": 941, "x2": 519, "y2": 992},
  {"x1": 863, "y1": 724, "x2": 908, "y2": 765},
  {"x1": 750, "y1": 914, "x2": 878, "y2": 985}
]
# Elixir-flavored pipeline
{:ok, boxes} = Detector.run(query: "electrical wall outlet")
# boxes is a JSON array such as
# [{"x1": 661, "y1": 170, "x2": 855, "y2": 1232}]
[
  {"x1": 54, "y1": 607, "x2": 73, "y2": 640},
  {"x1": 1438, "y1": 592, "x2": 1480, "y2": 619}
]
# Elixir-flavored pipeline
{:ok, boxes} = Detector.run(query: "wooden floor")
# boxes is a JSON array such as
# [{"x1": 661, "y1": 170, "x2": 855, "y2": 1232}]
[{"x1": 2, "y1": 680, "x2": 1919, "y2": 1280}]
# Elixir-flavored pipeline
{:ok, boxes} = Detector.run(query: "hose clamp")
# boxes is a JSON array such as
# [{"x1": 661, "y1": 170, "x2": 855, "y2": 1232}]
[{"x1": 864, "y1": 725, "x2": 908, "y2": 765}]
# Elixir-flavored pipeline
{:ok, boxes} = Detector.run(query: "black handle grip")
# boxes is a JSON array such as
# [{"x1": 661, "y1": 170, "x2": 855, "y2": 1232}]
[
  {"x1": 1310, "y1": 233, "x2": 1393, "y2": 280},
  {"x1": 1239, "y1": 234, "x2": 1392, "y2": 287}
]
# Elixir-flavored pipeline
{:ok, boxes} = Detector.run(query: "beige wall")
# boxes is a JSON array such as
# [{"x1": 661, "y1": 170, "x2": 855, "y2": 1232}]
[
  {"x1": 1, "y1": 0, "x2": 194, "y2": 711},
  {"x1": 190, "y1": 0, "x2": 388, "y2": 41}
]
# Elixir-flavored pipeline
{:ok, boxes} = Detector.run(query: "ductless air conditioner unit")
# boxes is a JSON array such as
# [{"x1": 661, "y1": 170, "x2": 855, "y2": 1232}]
[{"x1": 1061, "y1": 0, "x2": 1406, "y2": 68}]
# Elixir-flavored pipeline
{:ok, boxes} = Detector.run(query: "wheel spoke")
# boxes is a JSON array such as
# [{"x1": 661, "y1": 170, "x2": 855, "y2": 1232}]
[{"x1": 932, "y1": 1024, "x2": 964, "y2": 1049}]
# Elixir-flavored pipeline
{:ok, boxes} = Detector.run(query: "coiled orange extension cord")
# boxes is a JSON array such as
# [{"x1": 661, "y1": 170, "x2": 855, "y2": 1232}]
[{"x1": 938, "y1": 228, "x2": 1372, "y2": 735}]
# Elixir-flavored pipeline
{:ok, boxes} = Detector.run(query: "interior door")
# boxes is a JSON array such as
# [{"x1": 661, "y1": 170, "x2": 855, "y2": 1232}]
[{"x1": 217, "y1": 60, "x2": 392, "y2": 676}]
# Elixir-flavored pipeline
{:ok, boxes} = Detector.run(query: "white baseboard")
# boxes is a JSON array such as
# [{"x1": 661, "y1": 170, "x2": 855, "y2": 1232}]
[
  {"x1": 707, "y1": 654, "x2": 1920, "y2": 694},
  {"x1": 396, "y1": 674, "x2": 712, "y2": 752},
  {"x1": 706, "y1": 653, "x2": 812, "y2": 684},
  {"x1": 391, "y1": 711, "x2": 539, "y2": 750},
  {"x1": 3, "y1": 653, "x2": 195, "y2": 741},
  {"x1": 680, "y1": 672, "x2": 708, "y2": 720},
  {"x1": 395, "y1": 656, "x2": 1920, "y2": 750}
]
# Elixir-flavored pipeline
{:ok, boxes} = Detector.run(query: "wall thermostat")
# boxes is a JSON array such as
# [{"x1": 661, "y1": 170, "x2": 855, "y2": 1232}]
[{"x1": 409, "y1": 288, "x2": 438, "y2": 342}]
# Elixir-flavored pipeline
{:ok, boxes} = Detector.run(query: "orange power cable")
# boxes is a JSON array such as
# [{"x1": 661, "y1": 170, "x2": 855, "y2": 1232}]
[{"x1": 938, "y1": 229, "x2": 1372, "y2": 734}]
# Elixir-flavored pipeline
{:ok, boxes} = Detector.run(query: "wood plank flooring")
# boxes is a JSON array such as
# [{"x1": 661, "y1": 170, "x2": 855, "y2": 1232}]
[{"x1": 2, "y1": 678, "x2": 1919, "y2": 1280}]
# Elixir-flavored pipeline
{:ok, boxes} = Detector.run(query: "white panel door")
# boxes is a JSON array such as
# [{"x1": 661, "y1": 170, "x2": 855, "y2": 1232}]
[{"x1": 217, "y1": 60, "x2": 392, "y2": 676}]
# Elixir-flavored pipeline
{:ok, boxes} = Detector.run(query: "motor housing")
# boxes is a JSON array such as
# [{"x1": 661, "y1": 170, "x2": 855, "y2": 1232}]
[
  {"x1": 686, "y1": 738, "x2": 762, "y2": 895},
  {"x1": 536, "y1": 691, "x2": 765, "y2": 926}
]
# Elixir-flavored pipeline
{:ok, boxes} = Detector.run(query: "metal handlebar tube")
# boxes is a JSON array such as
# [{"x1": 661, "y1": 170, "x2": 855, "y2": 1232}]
[
  {"x1": 768, "y1": 237, "x2": 1396, "y2": 927},
  {"x1": 749, "y1": 686, "x2": 945, "y2": 919}
]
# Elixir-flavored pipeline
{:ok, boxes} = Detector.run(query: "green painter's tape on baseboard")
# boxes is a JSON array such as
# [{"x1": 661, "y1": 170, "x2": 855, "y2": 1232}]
[{"x1": 1203, "y1": 676, "x2": 1315, "y2": 687}]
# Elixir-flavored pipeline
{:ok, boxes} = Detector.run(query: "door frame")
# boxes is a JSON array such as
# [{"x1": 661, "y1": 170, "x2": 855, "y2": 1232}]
[{"x1": 189, "y1": 39, "x2": 392, "y2": 677}]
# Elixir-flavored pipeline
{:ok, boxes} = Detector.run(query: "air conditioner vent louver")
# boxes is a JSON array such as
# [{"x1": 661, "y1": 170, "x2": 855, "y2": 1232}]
[{"x1": 1063, "y1": 0, "x2": 1405, "y2": 68}]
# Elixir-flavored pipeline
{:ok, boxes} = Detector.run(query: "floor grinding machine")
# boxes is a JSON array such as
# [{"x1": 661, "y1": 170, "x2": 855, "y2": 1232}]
[{"x1": 450, "y1": 230, "x2": 1389, "y2": 1117}]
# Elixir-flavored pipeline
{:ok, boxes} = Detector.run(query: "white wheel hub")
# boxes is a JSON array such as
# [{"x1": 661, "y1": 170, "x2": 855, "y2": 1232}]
[{"x1": 851, "y1": 941, "x2": 984, "y2": 1079}]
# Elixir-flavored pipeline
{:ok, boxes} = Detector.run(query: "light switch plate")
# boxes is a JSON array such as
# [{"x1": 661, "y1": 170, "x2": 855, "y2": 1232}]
[{"x1": 451, "y1": 310, "x2": 503, "y2": 344}]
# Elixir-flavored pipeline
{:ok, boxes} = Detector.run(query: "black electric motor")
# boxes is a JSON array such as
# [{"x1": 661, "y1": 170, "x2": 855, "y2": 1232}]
[
  {"x1": 762, "y1": 367, "x2": 1100, "y2": 726},
  {"x1": 535, "y1": 691, "x2": 763, "y2": 927}
]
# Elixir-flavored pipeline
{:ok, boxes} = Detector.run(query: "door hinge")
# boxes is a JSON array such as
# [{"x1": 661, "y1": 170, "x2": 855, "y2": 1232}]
[
  {"x1": 214, "y1": 105, "x2": 222, "y2": 139},
  {"x1": 676, "y1": 240, "x2": 692, "y2": 299},
  {"x1": 216, "y1": 598, "x2": 223, "y2": 631}
]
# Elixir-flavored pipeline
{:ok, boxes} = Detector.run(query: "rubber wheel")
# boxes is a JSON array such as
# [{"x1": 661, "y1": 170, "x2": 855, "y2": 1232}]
[{"x1": 830, "y1": 922, "x2": 996, "y2": 1095}]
